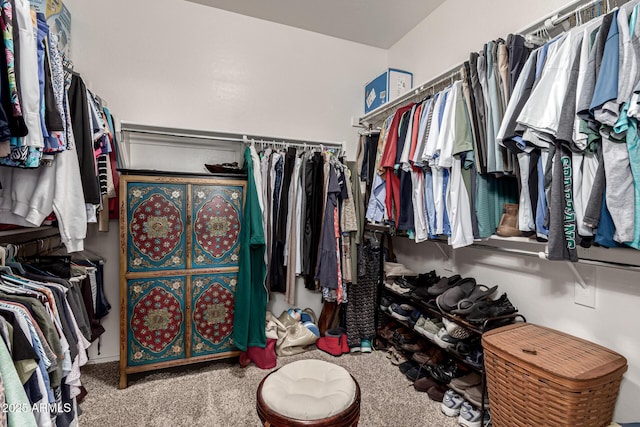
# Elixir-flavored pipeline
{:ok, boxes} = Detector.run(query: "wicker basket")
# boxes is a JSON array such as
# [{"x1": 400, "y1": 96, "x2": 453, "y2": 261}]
[{"x1": 482, "y1": 323, "x2": 627, "y2": 427}]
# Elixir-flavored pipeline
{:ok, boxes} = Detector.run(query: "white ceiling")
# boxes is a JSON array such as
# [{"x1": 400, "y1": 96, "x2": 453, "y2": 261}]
[{"x1": 185, "y1": 0, "x2": 446, "y2": 49}]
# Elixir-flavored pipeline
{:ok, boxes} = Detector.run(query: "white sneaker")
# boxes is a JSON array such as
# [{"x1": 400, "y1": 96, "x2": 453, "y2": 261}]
[
  {"x1": 441, "y1": 389, "x2": 465, "y2": 417},
  {"x1": 458, "y1": 401, "x2": 491, "y2": 427},
  {"x1": 433, "y1": 327, "x2": 458, "y2": 350}
]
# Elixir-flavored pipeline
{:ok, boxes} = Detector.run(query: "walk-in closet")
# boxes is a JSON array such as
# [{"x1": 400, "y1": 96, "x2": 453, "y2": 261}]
[{"x1": 0, "y1": 0, "x2": 638, "y2": 426}]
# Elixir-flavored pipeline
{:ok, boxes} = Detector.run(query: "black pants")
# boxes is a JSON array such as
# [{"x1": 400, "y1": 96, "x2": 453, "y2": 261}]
[
  {"x1": 270, "y1": 148, "x2": 296, "y2": 292},
  {"x1": 397, "y1": 169, "x2": 414, "y2": 231},
  {"x1": 303, "y1": 152, "x2": 324, "y2": 289}
]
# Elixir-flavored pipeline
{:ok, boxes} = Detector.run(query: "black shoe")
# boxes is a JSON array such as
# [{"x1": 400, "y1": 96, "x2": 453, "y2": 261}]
[
  {"x1": 405, "y1": 365, "x2": 430, "y2": 382},
  {"x1": 427, "y1": 275, "x2": 463, "y2": 296},
  {"x1": 465, "y1": 293, "x2": 517, "y2": 324},
  {"x1": 425, "y1": 360, "x2": 462, "y2": 384},
  {"x1": 399, "y1": 361, "x2": 417, "y2": 374},
  {"x1": 394, "y1": 277, "x2": 417, "y2": 291},
  {"x1": 413, "y1": 270, "x2": 440, "y2": 288}
]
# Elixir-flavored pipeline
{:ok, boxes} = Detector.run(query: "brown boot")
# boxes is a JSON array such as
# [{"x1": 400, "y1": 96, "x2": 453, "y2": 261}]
[{"x1": 496, "y1": 203, "x2": 521, "y2": 237}]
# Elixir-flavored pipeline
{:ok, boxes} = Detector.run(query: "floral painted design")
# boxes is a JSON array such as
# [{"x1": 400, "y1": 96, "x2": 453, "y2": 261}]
[
  {"x1": 130, "y1": 285, "x2": 184, "y2": 353},
  {"x1": 191, "y1": 275, "x2": 236, "y2": 354},
  {"x1": 129, "y1": 193, "x2": 184, "y2": 262},
  {"x1": 194, "y1": 194, "x2": 239, "y2": 259}
]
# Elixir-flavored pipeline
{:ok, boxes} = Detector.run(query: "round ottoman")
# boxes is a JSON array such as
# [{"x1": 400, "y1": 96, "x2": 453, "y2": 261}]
[{"x1": 256, "y1": 359, "x2": 361, "y2": 427}]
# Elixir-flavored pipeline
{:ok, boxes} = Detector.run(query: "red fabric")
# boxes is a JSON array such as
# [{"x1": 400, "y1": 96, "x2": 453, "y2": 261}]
[
  {"x1": 316, "y1": 335, "x2": 348, "y2": 357},
  {"x1": 385, "y1": 172, "x2": 401, "y2": 226},
  {"x1": 379, "y1": 104, "x2": 414, "y2": 169},
  {"x1": 380, "y1": 104, "x2": 414, "y2": 226},
  {"x1": 243, "y1": 338, "x2": 277, "y2": 369},
  {"x1": 408, "y1": 103, "x2": 423, "y2": 164}
]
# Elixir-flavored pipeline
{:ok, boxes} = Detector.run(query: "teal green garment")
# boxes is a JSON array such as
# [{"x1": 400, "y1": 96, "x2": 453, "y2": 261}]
[
  {"x1": 475, "y1": 172, "x2": 519, "y2": 238},
  {"x1": 0, "y1": 339, "x2": 37, "y2": 427},
  {"x1": 614, "y1": 101, "x2": 640, "y2": 249},
  {"x1": 233, "y1": 147, "x2": 267, "y2": 351}
]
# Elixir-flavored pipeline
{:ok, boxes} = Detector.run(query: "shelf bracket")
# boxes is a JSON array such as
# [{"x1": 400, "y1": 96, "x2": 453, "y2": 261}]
[
  {"x1": 434, "y1": 243, "x2": 450, "y2": 260},
  {"x1": 566, "y1": 261, "x2": 588, "y2": 290}
]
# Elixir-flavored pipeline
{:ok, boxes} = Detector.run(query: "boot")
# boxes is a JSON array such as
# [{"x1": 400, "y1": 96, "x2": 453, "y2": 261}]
[{"x1": 496, "y1": 203, "x2": 521, "y2": 237}]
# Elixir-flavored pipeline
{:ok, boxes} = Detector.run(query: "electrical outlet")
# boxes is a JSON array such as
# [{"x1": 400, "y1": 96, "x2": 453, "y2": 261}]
[{"x1": 574, "y1": 265, "x2": 596, "y2": 308}]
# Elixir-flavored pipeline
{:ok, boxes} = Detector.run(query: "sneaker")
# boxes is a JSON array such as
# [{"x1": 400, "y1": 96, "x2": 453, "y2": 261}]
[
  {"x1": 414, "y1": 270, "x2": 439, "y2": 287},
  {"x1": 449, "y1": 371, "x2": 483, "y2": 395},
  {"x1": 385, "y1": 281, "x2": 412, "y2": 295},
  {"x1": 390, "y1": 303, "x2": 415, "y2": 321},
  {"x1": 413, "y1": 316, "x2": 427, "y2": 332},
  {"x1": 465, "y1": 293, "x2": 517, "y2": 324},
  {"x1": 394, "y1": 277, "x2": 417, "y2": 291},
  {"x1": 443, "y1": 318, "x2": 473, "y2": 340},
  {"x1": 434, "y1": 327, "x2": 459, "y2": 350},
  {"x1": 464, "y1": 347, "x2": 484, "y2": 370},
  {"x1": 463, "y1": 384, "x2": 490, "y2": 409},
  {"x1": 458, "y1": 402, "x2": 491, "y2": 427},
  {"x1": 405, "y1": 365, "x2": 430, "y2": 382},
  {"x1": 409, "y1": 309, "x2": 422, "y2": 324},
  {"x1": 441, "y1": 389, "x2": 465, "y2": 417},
  {"x1": 360, "y1": 339, "x2": 372, "y2": 353},
  {"x1": 349, "y1": 344, "x2": 361, "y2": 353},
  {"x1": 380, "y1": 296, "x2": 392, "y2": 312},
  {"x1": 425, "y1": 360, "x2": 462, "y2": 384},
  {"x1": 415, "y1": 318, "x2": 443, "y2": 340}
]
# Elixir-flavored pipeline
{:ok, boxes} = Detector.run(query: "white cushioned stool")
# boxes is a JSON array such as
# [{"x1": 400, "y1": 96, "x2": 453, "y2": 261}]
[{"x1": 256, "y1": 359, "x2": 361, "y2": 426}]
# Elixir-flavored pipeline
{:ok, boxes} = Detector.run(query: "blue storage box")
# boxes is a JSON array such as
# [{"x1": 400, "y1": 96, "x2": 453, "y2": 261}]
[{"x1": 364, "y1": 68, "x2": 413, "y2": 114}]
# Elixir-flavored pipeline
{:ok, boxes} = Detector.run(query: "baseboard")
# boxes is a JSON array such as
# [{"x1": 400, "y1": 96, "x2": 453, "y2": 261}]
[{"x1": 86, "y1": 355, "x2": 119, "y2": 364}]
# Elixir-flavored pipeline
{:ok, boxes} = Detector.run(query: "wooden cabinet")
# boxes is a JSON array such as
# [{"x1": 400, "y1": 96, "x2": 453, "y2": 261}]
[{"x1": 119, "y1": 172, "x2": 245, "y2": 388}]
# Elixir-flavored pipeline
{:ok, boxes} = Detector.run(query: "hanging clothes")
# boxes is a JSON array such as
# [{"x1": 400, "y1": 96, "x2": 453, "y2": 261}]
[{"x1": 233, "y1": 146, "x2": 267, "y2": 351}]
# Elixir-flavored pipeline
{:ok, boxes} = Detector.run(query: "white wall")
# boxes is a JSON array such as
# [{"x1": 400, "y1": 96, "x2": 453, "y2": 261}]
[
  {"x1": 388, "y1": 0, "x2": 640, "y2": 422},
  {"x1": 388, "y1": 0, "x2": 571, "y2": 86},
  {"x1": 66, "y1": 0, "x2": 387, "y2": 363},
  {"x1": 65, "y1": 0, "x2": 386, "y2": 159}
]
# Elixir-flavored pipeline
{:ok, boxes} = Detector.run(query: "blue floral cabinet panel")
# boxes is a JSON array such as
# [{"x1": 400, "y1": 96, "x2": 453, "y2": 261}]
[
  {"x1": 126, "y1": 183, "x2": 187, "y2": 272},
  {"x1": 127, "y1": 276, "x2": 186, "y2": 366},
  {"x1": 191, "y1": 185, "x2": 243, "y2": 268},
  {"x1": 190, "y1": 273, "x2": 238, "y2": 357}
]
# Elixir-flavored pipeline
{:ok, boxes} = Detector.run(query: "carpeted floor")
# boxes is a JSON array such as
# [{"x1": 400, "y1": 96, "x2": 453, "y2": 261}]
[{"x1": 78, "y1": 349, "x2": 460, "y2": 427}]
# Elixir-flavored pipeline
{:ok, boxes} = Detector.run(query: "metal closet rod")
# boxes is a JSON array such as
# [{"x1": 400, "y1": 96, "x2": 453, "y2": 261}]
[
  {"x1": 459, "y1": 241, "x2": 640, "y2": 272},
  {"x1": 359, "y1": 0, "x2": 617, "y2": 127},
  {"x1": 120, "y1": 124, "x2": 344, "y2": 149}
]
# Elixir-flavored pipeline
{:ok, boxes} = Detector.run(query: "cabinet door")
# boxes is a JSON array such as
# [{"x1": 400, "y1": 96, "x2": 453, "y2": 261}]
[
  {"x1": 190, "y1": 273, "x2": 237, "y2": 357},
  {"x1": 126, "y1": 182, "x2": 187, "y2": 272},
  {"x1": 191, "y1": 184, "x2": 243, "y2": 268},
  {"x1": 127, "y1": 276, "x2": 186, "y2": 366}
]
